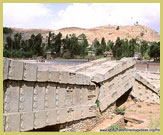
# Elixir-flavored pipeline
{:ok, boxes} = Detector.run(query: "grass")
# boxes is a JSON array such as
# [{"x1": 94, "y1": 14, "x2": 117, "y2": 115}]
[
  {"x1": 128, "y1": 109, "x2": 136, "y2": 112},
  {"x1": 109, "y1": 125, "x2": 121, "y2": 130},
  {"x1": 138, "y1": 111, "x2": 146, "y2": 114},
  {"x1": 115, "y1": 107, "x2": 126, "y2": 115},
  {"x1": 147, "y1": 103, "x2": 151, "y2": 106},
  {"x1": 148, "y1": 115, "x2": 160, "y2": 129}
]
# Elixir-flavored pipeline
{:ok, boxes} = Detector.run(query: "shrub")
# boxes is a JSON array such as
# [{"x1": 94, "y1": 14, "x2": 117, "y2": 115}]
[
  {"x1": 115, "y1": 107, "x2": 126, "y2": 115},
  {"x1": 116, "y1": 26, "x2": 120, "y2": 30},
  {"x1": 109, "y1": 125, "x2": 121, "y2": 130},
  {"x1": 137, "y1": 105, "x2": 142, "y2": 108},
  {"x1": 95, "y1": 100, "x2": 100, "y2": 107}
]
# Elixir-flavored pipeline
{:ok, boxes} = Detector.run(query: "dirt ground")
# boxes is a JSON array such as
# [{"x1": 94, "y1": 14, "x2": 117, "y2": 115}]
[{"x1": 91, "y1": 100, "x2": 160, "y2": 131}]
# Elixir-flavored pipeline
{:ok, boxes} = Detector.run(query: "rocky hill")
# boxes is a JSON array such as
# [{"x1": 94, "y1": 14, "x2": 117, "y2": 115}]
[
  {"x1": 54, "y1": 25, "x2": 160, "y2": 43},
  {"x1": 4, "y1": 25, "x2": 160, "y2": 43}
]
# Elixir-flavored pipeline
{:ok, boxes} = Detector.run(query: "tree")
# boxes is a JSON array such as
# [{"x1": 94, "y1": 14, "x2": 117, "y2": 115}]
[
  {"x1": 13, "y1": 33, "x2": 22, "y2": 50},
  {"x1": 140, "y1": 40, "x2": 148, "y2": 58},
  {"x1": 101, "y1": 37, "x2": 106, "y2": 51},
  {"x1": 93, "y1": 38, "x2": 100, "y2": 49},
  {"x1": 96, "y1": 45, "x2": 103, "y2": 56},
  {"x1": 3, "y1": 27, "x2": 13, "y2": 34},
  {"x1": 148, "y1": 42, "x2": 160, "y2": 62},
  {"x1": 112, "y1": 37, "x2": 123, "y2": 59},
  {"x1": 107, "y1": 40, "x2": 114, "y2": 52},
  {"x1": 79, "y1": 34, "x2": 88, "y2": 57},
  {"x1": 4, "y1": 36, "x2": 13, "y2": 50},
  {"x1": 53, "y1": 32, "x2": 62, "y2": 54},
  {"x1": 128, "y1": 38, "x2": 136, "y2": 57},
  {"x1": 33, "y1": 33, "x2": 44, "y2": 56}
]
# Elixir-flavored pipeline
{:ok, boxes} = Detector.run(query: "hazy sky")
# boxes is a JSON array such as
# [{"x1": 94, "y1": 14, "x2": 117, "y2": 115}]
[{"x1": 3, "y1": 3, "x2": 160, "y2": 33}]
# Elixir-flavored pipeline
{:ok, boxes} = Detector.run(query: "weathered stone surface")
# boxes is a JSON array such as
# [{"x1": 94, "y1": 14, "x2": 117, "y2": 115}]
[
  {"x1": 135, "y1": 71, "x2": 160, "y2": 95},
  {"x1": 4, "y1": 81, "x2": 19, "y2": 113},
  {"x1": 37, "y1": 66, "x2": 49, "y2": 82},
  {"x1": 73, "y1": 86, "x2": 82, "y2": 106},
  {"x1": 33, "y1": 83, "x2": 46, "y2": 110},
  {"x1": 56, "y1": 84, "x2": 66, "y2": 108},
  {"x1": 20, "y1": 112, "x2": 34, "y2": 131},
  {"x1": 3, "y1": 57, "x2": 10, "y2": 80},
  {"x1": 88, "y1": 104, "x2": 97, "y2": 117},
  {"x1": 131, "y1": 79, "x2": 160, "y2": 104},
  {"x1": 34, "y1": 110, "x2": 47, "y2": 129},
  {"x1": 67, "y1": 107, "x2": 74, "y2": 122},
  {"x1": 45, "y1": 83, "x2": 56, "y2": 109},
  {"x1": 46, "y1": 109, "x2": 57, "y2": 126},
  {"x1": 59, "y1": 70, "x2": 70, "y2": 84},
  {"x1": 65, "y1": 85, "x2": 74, "y2": 107},
  {"x1": 99, "y1": 77, "x2": 135, "y2": 111},
  {"x1": 81, "y1": 105, "x2": 89, "y2": 119},
  {"x1": 8, "y1": 60, "x2": 24, "y2": 80},
  {"x1": 74, "y1": 106, "x2": 81, "y2": 120},
  {"x1": 19, "y1": 82, "x2": 34, "y2": 112},
  {"x1": 48, "y1": 68, "x2": 60, "y2": 82},
  {"x1": 4, "y1": 113, "x2": 20, "y2": 132},
  {"x1": 57, "y1": 108, "x2": 67, "y2": 124},
  {"x1": 87, "y1": 86, "x2": 98, "y2": 104},
  {"x1": 23, "y1": 62, "x2": 37, "y2": 81}
]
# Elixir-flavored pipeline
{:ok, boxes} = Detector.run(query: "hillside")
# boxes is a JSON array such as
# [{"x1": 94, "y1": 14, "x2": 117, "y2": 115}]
[
  {"x1": 4, "y1": 25, "x2": 160, "y2": 43},
  {"x1": 54, "y1": 25, "x2": 160, "y2": 43}
]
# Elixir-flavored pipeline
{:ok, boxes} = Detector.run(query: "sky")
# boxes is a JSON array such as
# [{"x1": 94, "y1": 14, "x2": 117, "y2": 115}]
[{"x1": 3, "y1": 3, "x2": 160, "y2": 33}]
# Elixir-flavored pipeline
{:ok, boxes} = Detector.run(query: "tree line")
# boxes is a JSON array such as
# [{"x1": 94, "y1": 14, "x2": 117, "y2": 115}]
[{"x1": 3, "y1": 28, "x2": 160, "y2": 61}]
